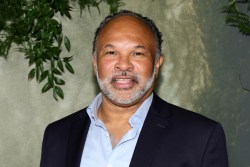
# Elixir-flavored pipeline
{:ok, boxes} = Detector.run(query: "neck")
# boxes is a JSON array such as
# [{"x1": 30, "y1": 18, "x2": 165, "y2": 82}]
[
  {"x1": 97, "y1": 92, "x2": 152, "y2": 148},
  {"x1": 98, "y1": 96, "x2": 139, "y2": 124},
  {"x1": 97, "y1": 90, "x2": 153, "y2": 123}
]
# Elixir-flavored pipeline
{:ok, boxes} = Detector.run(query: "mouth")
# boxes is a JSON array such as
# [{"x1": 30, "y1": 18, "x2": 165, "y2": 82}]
[
  {"x1": 114, "y1": 78, "x2": 137, "y2": 83},
  {"x1": 111, "y1": 76, "x2": 138, "y2": 89}
]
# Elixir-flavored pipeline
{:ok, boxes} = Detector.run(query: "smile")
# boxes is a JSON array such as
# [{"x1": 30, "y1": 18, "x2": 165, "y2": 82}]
[
  {"x1": 111, "y1": 76, "x2": 138, "y2": 89},
  {"x1": 115, "y1": 78, "x2": 132, "y2": 84}
]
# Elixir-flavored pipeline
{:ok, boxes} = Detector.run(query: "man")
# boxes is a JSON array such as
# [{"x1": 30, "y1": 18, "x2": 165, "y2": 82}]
[{"x1": 40, "y1": 10, "x2": 228, "y2": 167}]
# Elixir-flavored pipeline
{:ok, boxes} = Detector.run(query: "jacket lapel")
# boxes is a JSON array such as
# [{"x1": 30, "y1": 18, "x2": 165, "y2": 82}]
[
  {"x1": 66, "y1": 109, "x2": 90, "y2": 167},
  {"x1": 129, "y1": 94, "x2": 173, "y2": 167}
]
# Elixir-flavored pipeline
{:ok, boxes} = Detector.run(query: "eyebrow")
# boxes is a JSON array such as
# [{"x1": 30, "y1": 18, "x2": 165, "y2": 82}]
[
  {"x1": 104, "y1": 44, "x2": 115, "y2": 49},
  {"x1": 104, "y1": 44, "x2": 146, "y2": 49},
  {"x1": 134, "y1": 45, "x2": 146, "y2": 49}
]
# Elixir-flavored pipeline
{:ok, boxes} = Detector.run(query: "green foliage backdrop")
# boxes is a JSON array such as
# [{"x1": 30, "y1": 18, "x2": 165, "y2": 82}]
[
  {"x1": 0, "y1": 0, "x2": 125, "y2": 100},
  {"x1": 222, "y1": 0, "x2": 250, "y2": 36},
  {"x1": 1, "y1": 0, "x2": 249, "y2": 100}
]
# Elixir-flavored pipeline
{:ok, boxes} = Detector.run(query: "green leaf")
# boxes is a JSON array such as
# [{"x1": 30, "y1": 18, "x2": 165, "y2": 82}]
[
  {"x1": 54, "y1": 86, "x2": 64, "y2": 99},
  {"x1": 42, "y1": 82, "x2": 52, "y2": 93},
  {"x1": 38, "y1": 64, "x2": 44, "y2": 73},
  {"x1": 57, "y1": 60, "x2": 64, "y2": 72},
  {"x1": 65, "y1": 62, "x2": 74, "y2": 74},
  {"x1": 52, "y1": 68, "x2": 62, "y2": 75},
  {"x1": 28, "y1": 68, "x2": 36, "y2": 81},
  {"x1": 50, "y1": 19, "x2": 61, "y2": 35},
  {"x1": 57, "y1": 34, "x2": 63, "y2": 47},
  {"x1": 64, "y1": 10, "x2": 72, "y2": 20},
  {"x1": 0, "y1": 38, "x2": 12, "y2": 58},
  {"x1": 53, "y1": 91, "x2": 58, "y2": 101},
  {"x1": 36, "y1": 67, "x2": 40, "y2": 81},
  {"x1": 36, "y1": 59, "x2": 43, "y2": 66},
  {"x1": 50, "y1": 47, "x2": 62, "y2": 59},
  {"x1": 64, "y1": 36, "x2": 71, "y2": 52},
  {"x1": 63, "y1": 56, "x2": 73, "y2": 62},
  {"x1": 28, "y1": 56, "x2": 35, "y2": 66},
  {"x1": 48, "y1": 73, "x2": 54, "y2": 87},
  {"x1": 107, "y1": 0, "x2": 125, "y2": 13},
  {"x1": 39, "y1": 70, "x2": 49, "y2": 83},
  {"x1": 54, "y1": 77, "x2": 65, "y2": 85},
  {"x1": 51, "y1": 58, "x2": 55, "y2": 68}
]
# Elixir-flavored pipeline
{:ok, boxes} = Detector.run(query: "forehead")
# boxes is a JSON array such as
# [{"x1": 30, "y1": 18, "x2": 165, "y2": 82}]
[
  {"x1": 97, "y1": 15, "x2": 156, "y2": 49},
  {"x1": 101, "y1": 15, "x2": 152, "y2": 31}
]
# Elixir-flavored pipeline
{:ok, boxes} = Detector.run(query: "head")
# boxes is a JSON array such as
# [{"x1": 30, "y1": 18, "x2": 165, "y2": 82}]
[
  {"x1": 92, "y1": 10, "x2": 163, "y2": 59},
  {"x1": 92, "y1": 10, "x2": 164, "y2": 106}
]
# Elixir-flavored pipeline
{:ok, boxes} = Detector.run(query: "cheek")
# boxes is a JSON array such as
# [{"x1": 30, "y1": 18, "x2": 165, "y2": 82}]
[
  {"x1": 97, "y1": 59, "x2": 115, "y2": 77},
  {"x1": 134, "y1": 61, "x2": 154, "y2": 77},
  {"x1": 97, "y1": 57, "x2": 155, "y2": 78}
]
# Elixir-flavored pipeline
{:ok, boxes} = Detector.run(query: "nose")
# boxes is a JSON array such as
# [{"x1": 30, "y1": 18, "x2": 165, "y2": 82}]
[{"x1": 114, "y1": 55, "x2": 134, "y2": 72}]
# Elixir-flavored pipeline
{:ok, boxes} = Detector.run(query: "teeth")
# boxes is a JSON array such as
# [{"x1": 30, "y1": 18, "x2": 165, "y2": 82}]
[{"x1": 115, "y1": 79, "x2": 131, "y2": 84}]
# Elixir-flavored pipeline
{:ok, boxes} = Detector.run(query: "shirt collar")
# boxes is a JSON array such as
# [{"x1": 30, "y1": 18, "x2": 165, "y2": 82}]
[
  {"x1": 87, "y1": 93, "x2": 102, "y2": 122},
  {"x1": 128, "y1": 94, "x2": 153, "y2": 126},
  {"x1": 86, "y1": 93, "x2": 154, "y2": 127}
]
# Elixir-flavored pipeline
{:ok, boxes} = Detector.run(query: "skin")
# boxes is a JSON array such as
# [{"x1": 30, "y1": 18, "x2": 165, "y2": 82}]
[{"x1": 92, "y1": 15, "x2": 163, "y2": 148}]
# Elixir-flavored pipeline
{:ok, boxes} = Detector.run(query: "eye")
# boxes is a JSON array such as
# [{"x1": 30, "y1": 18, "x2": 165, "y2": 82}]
[
  {"x1": 132, "y1": 52, "x2": 144, "y2": 56},
  {"x1": 105, "y1": 51, "x2": 116, "y2": 55}
]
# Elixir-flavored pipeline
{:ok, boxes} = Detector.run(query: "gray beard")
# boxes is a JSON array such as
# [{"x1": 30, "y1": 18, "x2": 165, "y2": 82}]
[{"x1": 95, "y1": 65, "x2": 156, "y2": 105}]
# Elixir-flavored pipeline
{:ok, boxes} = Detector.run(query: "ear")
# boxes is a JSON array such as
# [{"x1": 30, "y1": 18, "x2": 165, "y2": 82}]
[
  {"x1": 155, "y1": 55, "x2": 164, "y2": 77},
  {"x1": 92, "y1": 55, "x2": 97, "y2": 76}
]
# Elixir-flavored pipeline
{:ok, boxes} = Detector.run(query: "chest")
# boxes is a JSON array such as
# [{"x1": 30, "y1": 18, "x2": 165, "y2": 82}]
[{"x1": 79, "y1": 123, "x2": 141, "y2": 167}]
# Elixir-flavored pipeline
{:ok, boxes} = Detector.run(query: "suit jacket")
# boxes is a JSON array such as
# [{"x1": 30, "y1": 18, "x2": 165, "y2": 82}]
[{"x1": 40, "y1": 94, "x2": 228, "y2": 167}]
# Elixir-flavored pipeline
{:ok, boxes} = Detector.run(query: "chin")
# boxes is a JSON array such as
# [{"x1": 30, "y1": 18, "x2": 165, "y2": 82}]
[{"x1": 105, "y1": 87, "x2": 153, "y2": 106}]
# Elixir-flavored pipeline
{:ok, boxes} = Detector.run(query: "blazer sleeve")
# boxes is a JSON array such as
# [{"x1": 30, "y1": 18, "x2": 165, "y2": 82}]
[
  {"x1": 40, "y1": 125, "x2": 49, "y2": 167},
  {"x1": 201, "y1": 123, "x2": 228, "y2": 167},
  {"x1": 39, "y1": 123, "x2": 70, "y2": 167}
]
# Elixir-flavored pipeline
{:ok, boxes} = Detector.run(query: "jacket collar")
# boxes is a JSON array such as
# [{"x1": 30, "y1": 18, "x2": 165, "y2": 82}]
[
  {"x1": 129, "y1": 93, "x2": 173, "y2": 167},
  {"x1": 66, "y1": 109, "x2": 90, "y2": 167},
  {"x1": 65, "y1": 93, "x2": 172, "y2": 167}
]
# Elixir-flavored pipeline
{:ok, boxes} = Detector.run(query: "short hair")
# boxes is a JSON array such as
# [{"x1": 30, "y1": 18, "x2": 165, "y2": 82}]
[{"x1": 92, "y1": 10, "x2": 163, "y2": 58}]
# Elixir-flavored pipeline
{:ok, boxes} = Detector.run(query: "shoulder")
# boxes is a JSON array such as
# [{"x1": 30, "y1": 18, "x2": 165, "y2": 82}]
[
  {"x1": 44, "y1": 107, "x2": 89, "y2": 133},
  {"x1": 145, "y1": 94, "x2": 228, "y2": 166},
  {"x1": 150, "y1": 94, "x2": 226, "y2": 149},
  {"x1": 151, "y1": 93, "x2": 223, "y2": 133}
]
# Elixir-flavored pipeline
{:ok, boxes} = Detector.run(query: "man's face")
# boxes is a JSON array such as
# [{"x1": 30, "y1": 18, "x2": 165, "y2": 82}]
[{"x1": 93, "y1": 15, "x2": 163, "y2": 106}]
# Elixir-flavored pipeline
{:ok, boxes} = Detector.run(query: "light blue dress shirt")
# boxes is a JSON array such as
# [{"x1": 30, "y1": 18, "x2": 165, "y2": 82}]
[{"x1": 80, "y1": 93, "x2": 153, "y2": 167}]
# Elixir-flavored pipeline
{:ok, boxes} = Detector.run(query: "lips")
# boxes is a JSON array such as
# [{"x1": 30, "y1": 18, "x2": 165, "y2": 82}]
[
  {"x1": 115, "y1": 78, "x2": 132, "y2": 84},
  {"x1": 111, "y1": 75, "x2": 138, "y2": 89}
]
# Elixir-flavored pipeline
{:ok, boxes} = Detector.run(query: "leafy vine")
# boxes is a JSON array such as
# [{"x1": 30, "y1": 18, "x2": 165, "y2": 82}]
[
  {"x1": 0, "y1": 0, "x2": 125, "y2": 100},
  {"x1": 222, "y1": 0, "x2": 250, "y2": 92},
  {"x1": 222, "y1": 0, "x2": 250, "y2": 35}
]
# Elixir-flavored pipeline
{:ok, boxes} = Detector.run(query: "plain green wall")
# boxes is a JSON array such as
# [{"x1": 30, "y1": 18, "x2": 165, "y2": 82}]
[{"x1": 0, "y1": 0, "x2": 250, "y2": 166}]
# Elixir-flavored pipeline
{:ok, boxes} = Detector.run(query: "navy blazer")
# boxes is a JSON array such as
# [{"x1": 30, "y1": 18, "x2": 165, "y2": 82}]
[{"x1": 40, "y1": 94, "x2": 228, "y2": 167}]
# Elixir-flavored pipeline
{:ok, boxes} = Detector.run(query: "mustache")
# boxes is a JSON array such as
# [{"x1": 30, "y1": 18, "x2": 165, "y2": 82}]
[{"x1": 110, "y1": 71, "x2": 140, "y2": 83}]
